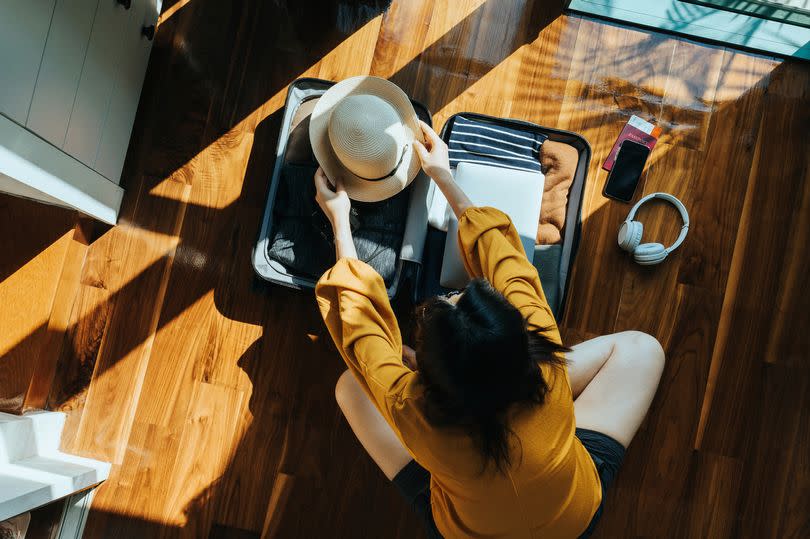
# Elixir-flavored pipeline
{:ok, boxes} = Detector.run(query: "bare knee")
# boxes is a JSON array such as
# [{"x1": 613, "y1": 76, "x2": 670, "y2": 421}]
[
  {"x1": 624, "y1": 330, "x2": 664, "y2": 357},
  {"x1": 613, "y1": 331, "x2": 665, "y2": 374},
  {"x1": 335, "y1": 370, "x2": 358, "y2": 412}
]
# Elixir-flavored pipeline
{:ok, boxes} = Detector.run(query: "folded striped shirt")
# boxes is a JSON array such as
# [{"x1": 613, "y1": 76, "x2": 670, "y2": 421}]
[{"x1": 447, "y1": 116, "x2": 547, "y2": 173}]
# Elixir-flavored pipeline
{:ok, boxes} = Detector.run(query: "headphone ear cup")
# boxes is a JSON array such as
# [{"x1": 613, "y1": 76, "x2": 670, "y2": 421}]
[
  {"x1": 634, "y1": 242, "x2": 667, "y2": 265},
  {"x1": 618, "y1": 221, "x2": 643, "y2": 252}
]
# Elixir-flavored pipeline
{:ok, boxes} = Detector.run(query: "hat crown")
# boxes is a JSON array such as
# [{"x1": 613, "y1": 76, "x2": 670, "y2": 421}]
[{"x1": 327, "y1": 95, "x2": 405, "y2": 180}]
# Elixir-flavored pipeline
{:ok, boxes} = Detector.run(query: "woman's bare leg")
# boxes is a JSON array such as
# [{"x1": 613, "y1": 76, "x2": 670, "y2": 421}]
[
  {"x1": 567, "y1": 331, "x2": 665, "y2": 447},
  {"x1": 566, "y1": 334, "x2": 620, "y2": 399},
  {"x1": 334, "y1": 331, "x2": 664, "y2": 478},
  {"x1": 334, "y1": 370, "x2": 412, "y2": 480}
]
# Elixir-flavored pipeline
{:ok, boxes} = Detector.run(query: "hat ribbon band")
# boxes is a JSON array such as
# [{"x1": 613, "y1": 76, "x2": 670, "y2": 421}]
[{"x1": 353, "y1": 145, "x2": 408, "y2": 182}]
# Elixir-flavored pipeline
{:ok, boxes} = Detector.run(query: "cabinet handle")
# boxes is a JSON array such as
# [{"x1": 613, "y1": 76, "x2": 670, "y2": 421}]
[
  {"x1": 141, "y1": 24, "x2": 156, "y2": 41},
  {"x1": 117, "y1": 0, "x2": 131, "y2": 9}
]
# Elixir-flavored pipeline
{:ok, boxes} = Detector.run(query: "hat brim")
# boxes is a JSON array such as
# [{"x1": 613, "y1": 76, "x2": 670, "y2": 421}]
[{"x1": 310, "y1": 76, "x2": 424, "y2": 203}]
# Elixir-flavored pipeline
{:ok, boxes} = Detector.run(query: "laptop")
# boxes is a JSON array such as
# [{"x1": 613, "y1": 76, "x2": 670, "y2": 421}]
[{"x1": 440, "y1": 162, "x2": 544, "y2": 290}]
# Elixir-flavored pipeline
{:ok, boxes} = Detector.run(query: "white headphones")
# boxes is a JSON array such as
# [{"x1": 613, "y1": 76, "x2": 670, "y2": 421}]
[{"x1": 618, "y1": 192, "x2": 690, "y2": 266}]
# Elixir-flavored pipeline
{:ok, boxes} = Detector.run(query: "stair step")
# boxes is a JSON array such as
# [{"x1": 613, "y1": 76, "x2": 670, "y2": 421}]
[
  {"x1": 0, "y1": 474, "x2": 52, "y2": 521},
  {"x1": 0, "y1": 411, "x2": 66, "y2": 463},
  {"x1": 0, "y1": 411, "x2": 110, "y2": 521}
]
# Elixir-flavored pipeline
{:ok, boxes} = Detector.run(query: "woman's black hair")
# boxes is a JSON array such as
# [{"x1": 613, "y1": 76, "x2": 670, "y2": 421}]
[{"x1": 414, "y1": 278, "x2": 568, "y2": 474}]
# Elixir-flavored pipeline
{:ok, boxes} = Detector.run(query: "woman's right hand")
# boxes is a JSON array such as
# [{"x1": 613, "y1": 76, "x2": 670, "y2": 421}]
[
  {"x1": 314, "y1": 167, "x2": 351, "y2": 228},
  {"x1": 314, "y1": 167, "x2": 358, "y2": 260},
  {"x1": 414, "y1": 119, "x2": 473, "y2": 218},
  {"x1": 413, "y1": 120, "x2": 452, "y2": 184}
]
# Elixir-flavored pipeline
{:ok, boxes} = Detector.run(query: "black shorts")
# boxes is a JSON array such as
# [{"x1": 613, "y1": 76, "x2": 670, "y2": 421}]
[
  {"x1": 574, "y1": 428, "x2": 626, "y2": 538},
  {"x1": 391, "y1": 427, "x2": 625, "y2": 539}
]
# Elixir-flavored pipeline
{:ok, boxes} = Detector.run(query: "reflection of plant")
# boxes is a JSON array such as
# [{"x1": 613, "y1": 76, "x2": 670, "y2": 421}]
[
  {"x1": 667, "y1": 1, "x2": 768, "y2": 46},
  {"x1": 528, "y1": 17, "x2": 773, "y2": 167},
  {"x1": 682, "y1": 0, "x2": 810, "y2": 31},
  {"x1": 664, "y1": 0, "x2": 808, "y2": 47}
]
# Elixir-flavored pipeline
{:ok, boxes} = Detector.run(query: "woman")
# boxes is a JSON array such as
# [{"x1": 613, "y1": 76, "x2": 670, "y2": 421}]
[{"x1": 314, "y1": 121, "x2": 665, "y2": 538}]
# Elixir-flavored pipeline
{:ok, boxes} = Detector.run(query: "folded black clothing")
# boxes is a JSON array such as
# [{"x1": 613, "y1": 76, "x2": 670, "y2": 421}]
[
  {"x1": 447, "y1": 115, "x2": 547, "y2": 173},
  {"x1": 267, "y1": 163, "x2": 409, "y2": 287}
]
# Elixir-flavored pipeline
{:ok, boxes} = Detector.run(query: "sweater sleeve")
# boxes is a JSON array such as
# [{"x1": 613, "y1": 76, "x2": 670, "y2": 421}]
[
  {"x1": 315, "y1": 258, "x2": 420, "y2": 428},
  {"x1": 457, "y1": 206, "x2": 562, "y2": 345}
]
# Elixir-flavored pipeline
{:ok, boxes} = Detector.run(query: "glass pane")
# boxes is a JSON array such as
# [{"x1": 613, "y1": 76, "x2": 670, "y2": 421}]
[{"x1": 681, "y1": 0, "x2": 810, "y2": 28}]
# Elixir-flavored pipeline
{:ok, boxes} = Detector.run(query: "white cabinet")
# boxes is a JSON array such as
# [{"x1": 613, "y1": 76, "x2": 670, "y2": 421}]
[
  {"x1": 91, "y1": 0, "x2": 161, "y2": 182},
  {"x1": 0, "y1": 0, "x2": 161, "y2": 224},
  {"x1": 27, "y1": 0, "x2": 100, "y2": 148},
  {"x1": 63, "y1": 0, "x2": 137, "y2": 171},
  {"x1": 0, "y1": 1, "x2": 56, "y2": 125}
]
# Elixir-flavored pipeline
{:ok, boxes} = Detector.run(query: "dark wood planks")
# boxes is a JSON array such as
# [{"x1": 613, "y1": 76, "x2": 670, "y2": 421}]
[{"x1": 694, "y1": 58, "x2": 810, "y2": 539}]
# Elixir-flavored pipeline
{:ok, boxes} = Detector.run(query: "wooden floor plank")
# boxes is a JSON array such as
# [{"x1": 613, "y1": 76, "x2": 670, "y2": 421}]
[
  {"x1": 598, "y1": 285, "x2": 724, "y2": 537},
  {"x1": 369, "y1": 0, "x2": 437, "y2": 80},
  {"x1": 777, "y1": 380, "x2": 810, "y2": 538},
  {"x1": 507, "y1": 15, "x2": 581, "y2": 129},
  {"x1": 699, "y1": 58, "x2": 810, "y2": 458},
  {"x1": 675, "y1": 451, "x2": 743, "y2": 539},
  {"x1": 659, "y1": 39, "x2": 724, "y2": 151},
  {"x1": 24, "y1": 220, "x2": 92, "y2": 411},
  {"x1": 0, "y1": 195, "x2": 78, "y2": 413},
  {"x1": 735, "y1": 363, "x2": 808, "y2": 538},
  {"x1": 677, "y1": 50, "x2": 776, "y2": 293}
]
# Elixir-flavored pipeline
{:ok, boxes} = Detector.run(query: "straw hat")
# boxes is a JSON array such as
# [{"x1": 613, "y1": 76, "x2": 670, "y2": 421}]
[{"x1": 309, "y1": 76, "x2": 424, "y2": 202}]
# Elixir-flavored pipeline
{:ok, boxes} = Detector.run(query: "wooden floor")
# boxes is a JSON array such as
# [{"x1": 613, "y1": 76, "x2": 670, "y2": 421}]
[{"x1": 1, "y1": 0, "x2": 808, "y2": 537}]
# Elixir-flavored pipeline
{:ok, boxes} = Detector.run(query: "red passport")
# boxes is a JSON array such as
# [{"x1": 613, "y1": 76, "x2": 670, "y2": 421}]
[{"x1": 603, "y1": 115, "x2": 662, "y2": 171}]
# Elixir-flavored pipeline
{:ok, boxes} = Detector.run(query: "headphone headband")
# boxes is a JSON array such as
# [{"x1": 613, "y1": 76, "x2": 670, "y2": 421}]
[{"x1": 625, "y1": 192, "x2": 690, "y2": 253}]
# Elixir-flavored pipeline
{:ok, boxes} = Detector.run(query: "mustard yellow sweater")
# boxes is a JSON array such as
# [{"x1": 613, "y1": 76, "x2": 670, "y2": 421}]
[{"x1": 316, "y1": 207, "x2": 601, "y2": 538}]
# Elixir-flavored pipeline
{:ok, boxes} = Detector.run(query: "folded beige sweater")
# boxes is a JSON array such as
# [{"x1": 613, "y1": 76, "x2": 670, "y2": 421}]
[{"x1": 537, "y1": 140, "x2": 579, "y2": 245}]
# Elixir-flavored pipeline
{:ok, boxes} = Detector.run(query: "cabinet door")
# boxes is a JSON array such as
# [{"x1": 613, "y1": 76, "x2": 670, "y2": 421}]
[
  {"x1": 63, "y1": 0, "x2": 132, "y2": 172},
  {"x1": 0, "y1": 1, "x2": 56, "y2": 124},
  {"x1": 94, "y1": 0, "x2": 160, "y2": 183},
  {"x1": 27, "y1": 0, "x2": 100, "y2": 148}
]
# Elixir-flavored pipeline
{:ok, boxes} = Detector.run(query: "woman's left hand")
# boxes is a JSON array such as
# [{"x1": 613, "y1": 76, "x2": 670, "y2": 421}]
[{"x1": 314, "y1": 167, "x2": 351, "y2": 228}]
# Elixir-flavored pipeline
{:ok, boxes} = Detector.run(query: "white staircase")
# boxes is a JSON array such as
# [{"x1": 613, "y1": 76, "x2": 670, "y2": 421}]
[{"x1": 0, "y1": 410, "x2": 110, "y2": 521}]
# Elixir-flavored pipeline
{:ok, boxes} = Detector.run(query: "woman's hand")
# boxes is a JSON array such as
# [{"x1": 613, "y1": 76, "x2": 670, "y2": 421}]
[
  {"x1": 314, "y1": 167, "x2": 358, "y2": 260},
  {"x1": 314, "y1": 167, "x2": 351, "y2": 228},
  {"x1": 413, "y1": 120, "x2": 473, "y2": 218},
  {"x1": 413, "y1": 120, "x2": 452, "y2": 184}
]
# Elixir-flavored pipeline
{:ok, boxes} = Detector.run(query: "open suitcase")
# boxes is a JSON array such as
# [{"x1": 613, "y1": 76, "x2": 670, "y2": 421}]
[
  {"x1": 252, "y1": 78, "x2": 432, "y2": 299},
  {"x1": 253, "y1": 78, "x2": 591, "y2": 319}
]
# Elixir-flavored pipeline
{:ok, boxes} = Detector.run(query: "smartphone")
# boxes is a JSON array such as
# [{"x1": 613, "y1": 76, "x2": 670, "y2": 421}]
[{"x1": 603, "y1": 140, "x2": 650, "y2": 202}]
